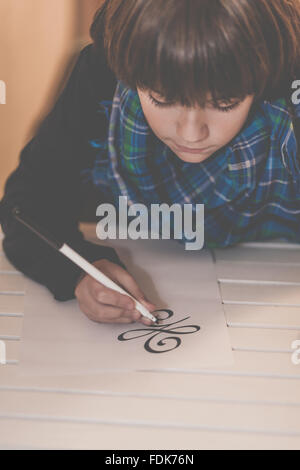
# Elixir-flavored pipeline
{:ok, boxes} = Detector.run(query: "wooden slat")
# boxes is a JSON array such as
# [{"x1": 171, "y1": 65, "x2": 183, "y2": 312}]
[
  {"x1": 12, "y1": 345, "x2": 300, "y2": 377},
  {"x1": 0, "y1": 274, "x2": 25, "y2": 293},
  {"x1": 0, "y1": 295, "x2": 24, "y2": 314},
  {"x1": 229, "y1": 328, "x2": 300, "y2": 352},
  {"x1": 0, "y1": 341, "x2": 20, "y2": 361},
  {"x1": 0, "y1": 255, "x2": 18, "y2": 273},
  {"x1": 0, "y1": 317, "x2": 23, "y2": 337},
  {"x1": 0, "y1": 390, "x2": 299, "y2": 435},
  {"x1": 145, "y1": 351, "x2": 300, "y2": 377},
  {"x1": 0, "y1": 418, "x2": 299, "y2": 449},
  {"x1": 0, "y1": 368, "x2": 300, "y2": 405},
  {"x1": 216, "y1": 261, "x2": 300, "y2": 283},
  {"x1": 215, "y1": 247, "x2": 300, "y2": 264},
  {"x1": 220, "y1": 283, "x2": 300, "y2": 305},
  {"x1": 224, "y1": 305, "x2": 300, "y2": 329},
  {"x1": 224, "y1": 351, "x2": 300, "y2": 376}
]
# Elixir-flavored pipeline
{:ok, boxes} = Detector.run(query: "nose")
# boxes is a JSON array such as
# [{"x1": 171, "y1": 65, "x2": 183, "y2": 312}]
[{"x1": 176, "y1": 108, "x2": 209, "y2": 145}]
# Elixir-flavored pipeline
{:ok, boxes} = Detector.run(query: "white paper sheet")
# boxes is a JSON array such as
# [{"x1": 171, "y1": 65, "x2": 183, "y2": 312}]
[{"x1": 20, "y1": 237, "x2": 233, "y2": 375}]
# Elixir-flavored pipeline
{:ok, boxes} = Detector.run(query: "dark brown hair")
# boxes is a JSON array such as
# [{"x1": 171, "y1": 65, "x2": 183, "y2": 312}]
[{"x1": 91, "y1": 0, "x2": 300, "y2": 106}]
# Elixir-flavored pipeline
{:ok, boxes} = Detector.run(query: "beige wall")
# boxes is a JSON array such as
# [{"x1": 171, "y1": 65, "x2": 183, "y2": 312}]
[
  {"x1": 0, "y1": 0, "x2": 84, "y2": 198},
  {"x1": 79, "y1": 0, "x2": 103, "y2": 42}
]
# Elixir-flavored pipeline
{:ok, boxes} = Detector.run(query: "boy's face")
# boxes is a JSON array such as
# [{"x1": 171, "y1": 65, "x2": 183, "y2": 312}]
[{"x1": 137, "y1": 89, "x2": 255, "y2": 163}]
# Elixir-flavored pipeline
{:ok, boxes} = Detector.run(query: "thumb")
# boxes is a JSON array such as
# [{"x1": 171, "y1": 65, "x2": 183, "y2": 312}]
[
  {"x1": 117, "y1": 272, "x2": 156, "y2": 312},
  {"x1": 105, "y1": 263, "x2": 157, "y2": 312},
  {"x1": 109, "y1": 265, "x2": 152, "y2": 304}
]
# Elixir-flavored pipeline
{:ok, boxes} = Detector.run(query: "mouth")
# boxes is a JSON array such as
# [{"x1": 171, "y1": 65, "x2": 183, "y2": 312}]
[{"x1": 174, "y1": 144, "x2": 213, "y2": 154}]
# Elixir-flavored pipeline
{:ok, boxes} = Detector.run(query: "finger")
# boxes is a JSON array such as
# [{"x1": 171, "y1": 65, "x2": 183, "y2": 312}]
[
  {"x1": 131, "y1": 309, "x2": 142, "y2": 323},
  {"x1": 108, "y1": 265, "x2": 145, "y2": 299},
  {"x1": 98, "y1": 305, "x2": 139, "y2": 323},
  {"x1": 88, "y1": 280, "x2": 135, "y2": 311},
  {"x1": 78, "y1": 289, "x2": 134, "y2": 323},
  {"x1": 108, "y1": 266, "x2": 155, "y2": 307},
  {"x1": 103, "y1": 309, "x2": 141, "y2": 324},
  {"x1": 82, "y1": 305, "x2": 135, "y2": 324},
  {"x1": 139, "y1": 316, "x2": 155, "y2": 327},
  {"x1": 93, "y1": 262, "x2": 157, "y2": 313}
]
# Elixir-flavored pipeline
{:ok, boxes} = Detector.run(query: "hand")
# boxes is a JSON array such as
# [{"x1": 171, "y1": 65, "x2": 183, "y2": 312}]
[{"x1": 75, "y1": 259, "x2": 157, "y2": 325}]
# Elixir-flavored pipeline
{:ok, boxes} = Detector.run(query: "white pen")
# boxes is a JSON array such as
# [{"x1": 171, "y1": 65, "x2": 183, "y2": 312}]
[{"x1": 12, "y1": 207, "x2": 158, "y2": 324}]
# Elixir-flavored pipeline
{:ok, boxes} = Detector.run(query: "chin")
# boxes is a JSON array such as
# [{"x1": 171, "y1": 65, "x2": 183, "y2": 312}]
[{"x1": 174, "y1": 151, "x2": 213, "y2": 164}]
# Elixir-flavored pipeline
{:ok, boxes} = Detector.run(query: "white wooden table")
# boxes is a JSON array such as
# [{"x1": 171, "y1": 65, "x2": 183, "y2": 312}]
[{"x1": 0, "y1": 228, "x2": 300, "y2": 450}]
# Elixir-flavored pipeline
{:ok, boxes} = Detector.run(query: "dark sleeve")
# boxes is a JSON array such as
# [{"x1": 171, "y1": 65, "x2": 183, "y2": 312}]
[{"x1": 0, "y1": 44, "x2": 123, "y2": 302}]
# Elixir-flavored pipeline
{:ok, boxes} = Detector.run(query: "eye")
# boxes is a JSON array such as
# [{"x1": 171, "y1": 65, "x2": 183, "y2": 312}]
[
  {"x1": 148, "y1": 94, "x2": 174, "y2": 108},
  {"x1": 148, "y1": 93, "x2": 241, "y2": 112},
  {"x1": 215, "y1": 101, "x2": 241, "y2": 113}
]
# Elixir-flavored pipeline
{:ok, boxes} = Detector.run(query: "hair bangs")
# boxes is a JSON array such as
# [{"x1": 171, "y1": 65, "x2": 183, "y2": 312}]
[{"x1": 94, "y1": 0, "x2": 300, "y2": 105}]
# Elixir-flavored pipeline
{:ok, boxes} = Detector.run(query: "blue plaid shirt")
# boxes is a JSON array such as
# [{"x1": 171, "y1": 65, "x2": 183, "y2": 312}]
[{"x1": 87, "y1": 83, "x2": 300, "y2": 247}]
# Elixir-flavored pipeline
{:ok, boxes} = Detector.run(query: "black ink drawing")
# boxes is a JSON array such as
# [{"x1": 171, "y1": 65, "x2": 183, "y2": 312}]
[{"x1": 118, "y1": 309, "x2": 201, "y2": 354}]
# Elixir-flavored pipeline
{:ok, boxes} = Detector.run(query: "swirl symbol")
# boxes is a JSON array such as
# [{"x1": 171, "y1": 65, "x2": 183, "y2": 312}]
[{"x1": 118, "y1": 309, "x2": 201, "y2": 354}]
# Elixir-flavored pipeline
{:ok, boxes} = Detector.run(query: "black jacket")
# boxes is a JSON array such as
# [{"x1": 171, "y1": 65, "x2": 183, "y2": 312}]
[{"x1": 0, "y1": 42, "x2": 123, "y2": 301}]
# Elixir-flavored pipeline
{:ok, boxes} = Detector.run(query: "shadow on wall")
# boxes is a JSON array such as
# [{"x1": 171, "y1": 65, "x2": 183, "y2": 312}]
[
  {"x1": 31, "y1": 0, "x2": 104, "y2": 136},
  {"x1": 0, "y1": 0, "x2": 103, "y2": 198}
]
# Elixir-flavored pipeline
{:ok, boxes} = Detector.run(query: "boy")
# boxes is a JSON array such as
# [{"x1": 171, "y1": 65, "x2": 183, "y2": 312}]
[{"x1": 1, "y1": 0, "x2": 300, "y2": 324}]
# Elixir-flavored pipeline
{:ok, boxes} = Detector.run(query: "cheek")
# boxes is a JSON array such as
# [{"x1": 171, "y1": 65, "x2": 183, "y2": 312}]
[
  {"x1": 143, "y1": 105, "x2": 172, "y2": 135},
  {"x1": 213, "y1": 108, "x2": 251, "y2": 142}
]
